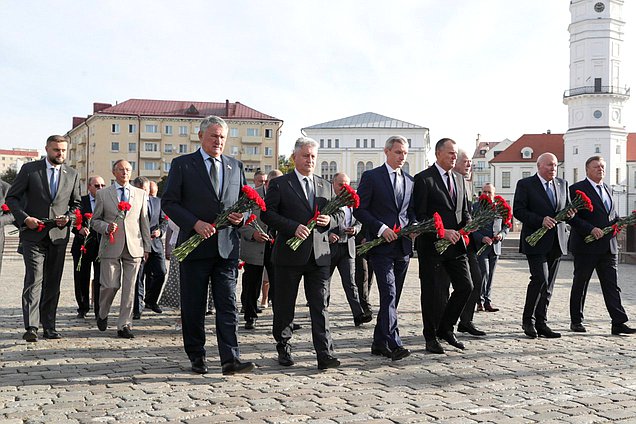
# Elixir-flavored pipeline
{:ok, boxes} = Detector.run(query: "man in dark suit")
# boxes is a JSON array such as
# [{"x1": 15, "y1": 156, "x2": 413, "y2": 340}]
[
  {"x1": 473, "y1": 183, "x2": 508, "y2": 313},
  {"x1": 514, "y1": 152, "x2": 573, "y2": 339},
  {"x1": 6, "y1": 135, "x2": 81, "y2": 342},
  {"x1": 354, "y1": 135, "x2": 415, "y2": 361},
  {"x1": 413, "y1": 138, "x2": 473, "y2": 354},
  {"x1": 354, "y1": 228, "x2": 374, "y2": 317},
  {"x1": 162, "y1": 115, "x2": 255, "y2": 376},
  {"x1": 0, "y1": 178, "x2": 14, "y2": 278},
  {"x1": 71, "y1": 175, "x2": 105, "y2": 319},
  {"x1": 132, "y1": 176, "x2": 167, "y2": 319},
  {"x1": 262, "y1": 137, "x2": 342, "y2": 370},
  {"x1": 328, "y1": 172, "x2": 370, "y2": 326},
  {"x1": 568, "y1": 156, "x2": 635, "y2": 335}
]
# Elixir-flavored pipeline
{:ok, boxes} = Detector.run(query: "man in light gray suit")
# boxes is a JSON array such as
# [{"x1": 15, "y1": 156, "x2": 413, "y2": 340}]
[
  {"x1": 0, "y1": 178, "x2": 14, "y2": 278},
  {"x1": 6, "y1": 135, "x2": 81, "y2": 342},
  {"x1": 91, "y1": 160, "x2": 151, "y2": 339}
]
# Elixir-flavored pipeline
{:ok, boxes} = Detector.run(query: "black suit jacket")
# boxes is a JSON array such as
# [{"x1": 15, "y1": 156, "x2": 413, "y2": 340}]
[
  {"x1": 71, "y1": 195, "x2": 100, "y2": 255},
  {"x1": 162, "y1": 150, "x2": 246, "y2": 261},
  {"x1": 568, "y1": 179, "x2": 618, "y2": 255},
  {"x1": 6, "y1": 159, "x2": 81, "y2": 244},
  {"x1": 513, "y1": 174, "x2": 570, "y2": 255},
  {"x1": 0, "y1": 179, "x2": 14, "y2": 253},
  {"x1": 413, "y1": 165, "x2": 471, "y2": 256},
  {"x1": 148, "y1": 196, "x2": 168, "y2": 254},
  {"x1": 262, "y1": 172, "x2": 339, "y2": 267}
]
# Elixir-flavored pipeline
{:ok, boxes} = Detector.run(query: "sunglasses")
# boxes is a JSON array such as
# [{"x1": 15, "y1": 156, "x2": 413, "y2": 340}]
[{"x1": 93, "y1": 184, "x2": 106, "y2": 188}]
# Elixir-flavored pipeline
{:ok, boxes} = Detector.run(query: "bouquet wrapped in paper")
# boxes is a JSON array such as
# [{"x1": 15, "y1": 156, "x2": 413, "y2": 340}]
[
  {"x1": 525, "y1": 189, "x2": 593, "y2": 247},
  {"x1": 173, "y1": 186, "x2": 266, "y2": 261},
  {"x1": 476, "y1": 195, "x2": 513, "y2": 256},
  {"x1": 584, "y1": 210, "x2": 636, "y2": 243},
  {"x1": 286, "y1": 184, "x2": 360, "y2": 251},
  {"x1": 356, "y1": 212, "x2": 445, "y2": 256}
]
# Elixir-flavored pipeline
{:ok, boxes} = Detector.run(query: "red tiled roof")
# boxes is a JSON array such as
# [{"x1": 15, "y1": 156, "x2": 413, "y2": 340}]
[
  {"x1": 627, "y1": 133, "x2": 636, "y2": 161},
  {"x1": 472, "y1": 141, "x2": 500, "y2": 159},
  {"x1": 0, "y1": 149, "x2": 39, "y2": 157},
  {"x1": 96, "y1": 99, "x2": 280, "y2": 121},
  {"x1": 490, "y1": 134, "x2": 565, "y2": 163}
]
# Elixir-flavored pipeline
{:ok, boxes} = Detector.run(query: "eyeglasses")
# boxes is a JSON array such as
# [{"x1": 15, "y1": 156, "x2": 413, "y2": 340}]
[{"x1": 93, "y1": 184, "x2": 106, "y2": 188}]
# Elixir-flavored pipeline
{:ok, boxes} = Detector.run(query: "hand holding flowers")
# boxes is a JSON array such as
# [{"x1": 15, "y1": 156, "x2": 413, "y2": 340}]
[
  {"x1": 476, "y1": 196, "x2": 513, "y2": 256},
  {"x1": 584, "y1": 210, "x2": 636, "y2": 243}
]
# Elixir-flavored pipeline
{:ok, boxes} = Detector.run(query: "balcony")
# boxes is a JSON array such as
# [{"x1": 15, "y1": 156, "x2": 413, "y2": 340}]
[
  {"x1": 241, "y1": 136, "x2": 262, "y2": 144},
  {"x1": 190, "y1": 134, "x2": 200, "y2": 142},
  {"x1": 139, "y1": 150, "x2": 161, "y2": 159},
  {"x1": 140, "y1": 132, "x2": 161, "y2": 140},
  {"x1": 564, "y1": 85, "x2": 630, "y2": 99},
  {"x1": 140, "y1": 169, "x2": 161, "y2": 178},
  {"x1": 240, "y1": 154, "x2": 261, "y2": 162}
]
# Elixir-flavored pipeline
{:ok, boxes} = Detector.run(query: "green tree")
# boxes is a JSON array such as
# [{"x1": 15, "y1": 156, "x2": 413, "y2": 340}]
[
  {"x1": 156, "y1": 175, "x2": 168, "y2": 197},
  {"x1": 0, "y1": 168, "x2": 17, "y2": 185},
  {"x1": 278, "y1": 154, "x2": 294, "y2": 174}
]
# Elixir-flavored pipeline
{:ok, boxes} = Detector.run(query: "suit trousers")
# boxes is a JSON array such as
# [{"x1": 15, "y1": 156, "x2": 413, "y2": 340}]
[
  {"x1": 273, "y1": 256, "x2": 334, "y2": 361},
  {"x1": 329, "y1": 243, "x2": 365, "y2": 319},
  {"x1": 523, "y1": 239, "x2": 562, "y2": 326},
  {"x1": 21, "y1": 237, "x2": 68, "y2": 330},
  {"x1": 368, "y1": 252, "x2": 409, "y2": 349},
  {"x1": 355, "y1": 254, "x2": 374, "y2": 314},
  {"x1": 419, "y1": 248, "x2": 473, "y2": 339},
  {"x1": 459, "y1": 249, "x2": 483, "y2": 326},
  {"x1": 134, "y1": 251, "x2": 167, "y2": 314},
  {"x1": 180, "y1": 257, "x2": 240, "y2": 364},
  {"x1": 99, "y1": 244, "x2": 142, "y2": 330},
  {"x1": 570, "y1": 252, "x2": 628, "y2": 325},
  {"x1": 72, "y1": 244, "x2": 100, "y2": 315},
  {"x1": 242, "y1": 263, "x2": 264, "y2": 321},
  {"x1": 477, "y1": 248, "x2": 499, "y2": 305}
]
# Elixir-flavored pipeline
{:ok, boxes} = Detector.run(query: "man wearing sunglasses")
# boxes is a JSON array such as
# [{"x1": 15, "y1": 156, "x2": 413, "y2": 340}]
[{"x1": 71, "y1": 176, "x2": 106, "y2": 319}]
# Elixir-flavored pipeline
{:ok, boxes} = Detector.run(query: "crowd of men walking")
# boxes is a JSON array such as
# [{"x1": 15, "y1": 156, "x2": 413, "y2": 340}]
[{"x1": 4, "y1": 116, "x2": 635, "y2": 376}]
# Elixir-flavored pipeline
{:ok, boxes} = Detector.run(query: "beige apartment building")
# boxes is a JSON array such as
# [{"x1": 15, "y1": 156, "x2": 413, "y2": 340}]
[
  {"x1": 0, "y1": 148, "x2": 40, "y2": 174},
  {"x1": 67, "y1": 99, "x2": 282, "y2": 191}
]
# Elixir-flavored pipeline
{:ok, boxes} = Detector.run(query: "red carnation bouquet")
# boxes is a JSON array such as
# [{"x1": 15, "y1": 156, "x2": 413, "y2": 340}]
[
  {"x1": 76, "y1": 212, "x2": 94, "y2": 271},
  {"x1": 525, "y1": 189, "x2": 593, "y2": 247},
  {"x1": 9, "y1": 218, "x2": 56, "y2": 234},
  {"x1": 435, "y1": 193, "x2": 504, "y2": 255},
  {"x1": 356, "y1": 212, "x2": 445, "y2": 256},
  {"x1": 173, "y1": 185, "x2": 266, "y2": 261},
  {"x1": 286, "y1": 183, "x2": 360, "y2": 251},
  {"x1": 74, "y1": 209, "x2": 83, "y2": 231},
  {"x1": 107, "y1": 201, "x2": 132, "y2": 244},
  {"x1": 584, "y1": 210, "x2": 636, "y2": 243},
  {"x1": 245, "y1": 213, "x2": 272, "y2": 244},
  {"x1": 1, "y1": 204, "x2": 9, "y2": 213},
  {"x1": 476, "y1": 196, "x2": 513, "y2": 256}
]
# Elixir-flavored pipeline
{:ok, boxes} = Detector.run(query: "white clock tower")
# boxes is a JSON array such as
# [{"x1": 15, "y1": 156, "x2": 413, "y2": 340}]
[{"x1": 563, "y1": 0, "x2": 630, "y2": 214}]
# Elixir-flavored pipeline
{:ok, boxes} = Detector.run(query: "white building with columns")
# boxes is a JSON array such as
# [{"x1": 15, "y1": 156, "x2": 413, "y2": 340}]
[
  {"x1": 302, "y1": 112, "x2": 430, "y2": 185},
  {"x1": 563, "y1": 0, "x2": 630, "y2": 214}
]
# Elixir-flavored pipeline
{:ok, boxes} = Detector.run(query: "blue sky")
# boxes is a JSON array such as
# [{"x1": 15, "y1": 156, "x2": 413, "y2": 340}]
[{"x1": 1, "y1": 0, "x2": 634, "y2": 160}]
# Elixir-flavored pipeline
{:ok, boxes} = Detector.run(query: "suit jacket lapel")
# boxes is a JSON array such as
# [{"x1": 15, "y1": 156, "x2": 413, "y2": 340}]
[
  {"x1": 433, "y1": 168, "x2": 454, "y2": 208},
  {"x1": 220, "y1": 155, "x2": 231, "y2": 198},
  {"x1": 192, "y1": 151, "x2": 216, "y2": 198},
  {"x1": 37, "y1": 160, "x2": 52, "y2": 200},
  {"x1": 533, "y1": 175, "x2": 554, "y2": 210},
  {"x1": 380, "y1": 166, "x2": 399, "y2": 210},
  {"x1": 55, "y1": 165, "x2": 70, "y2": 201},
  {"x1": 288, "y1": 175, "x2": 312, "y2": 212}
]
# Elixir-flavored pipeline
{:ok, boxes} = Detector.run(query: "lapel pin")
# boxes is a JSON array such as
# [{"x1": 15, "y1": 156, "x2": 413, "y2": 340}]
[{"x1": 227, "y1": 164, "x2": 232, "y2": 170}]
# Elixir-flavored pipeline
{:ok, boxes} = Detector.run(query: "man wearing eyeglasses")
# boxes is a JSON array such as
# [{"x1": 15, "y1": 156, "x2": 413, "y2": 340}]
[{"x1": 71, "y1": 176, "x2": 106, "y2": 319}]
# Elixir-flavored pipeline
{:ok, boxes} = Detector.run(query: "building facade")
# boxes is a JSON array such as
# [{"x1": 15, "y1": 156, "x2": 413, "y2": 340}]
[
  {"x1": 0, "y1": 148, "x2": 39, "y2": 174},
  {"x1": 471, "y1": 138, "x2": 513, "y2": 198},
  {"x1": 67, "y1": 99, "x2": 282, "y2": 191},
  {"x1": 302, "y1": 112, "x2": 430, "y2": 185}
]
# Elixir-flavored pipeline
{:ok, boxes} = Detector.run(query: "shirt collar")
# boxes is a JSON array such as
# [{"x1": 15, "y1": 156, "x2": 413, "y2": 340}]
[
  {"x1": 537, "y1": 174, "x2": 552, "y2": 187},
  {"x1": 200, "y1": 148, "x2": 221, "y2": 163},
  {"x1": 587, "y1": 177, "x2": 604, "y2": 187},
  {"x1": 45, "y1": 158, "x2": 61, "y2": 171},
  {"x1": 384, "y1": 162, "x2": 401, "y2": 175},
  {"x1": 434, "y1": 162, "x2": 450, "y2": 179},
  {"x1": 115, "y1": 182, "x2": 130, "y2": 191},
  {"x1": 294, "y1": 168, "x2": 313, "y2": 183}
]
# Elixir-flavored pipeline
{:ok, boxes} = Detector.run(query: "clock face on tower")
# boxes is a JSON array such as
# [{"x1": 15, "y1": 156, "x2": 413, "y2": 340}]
[{"x1": 594, "y1": 2, "x2": 605, "y2": 13}]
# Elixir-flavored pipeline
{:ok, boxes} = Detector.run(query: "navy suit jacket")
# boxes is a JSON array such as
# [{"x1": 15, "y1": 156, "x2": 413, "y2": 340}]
[
  {"x1": 71, "y1": 195, "x2": 100, "y2": 255},
  {"x1": 353, "y1": 165, "x2": 415, "y2": 257},
  {"x1": 161, "y1": 150, "x2": 246, "y2": 261},
  {"x1": 568, "y1": 179, "x2": 618, "y2": 255},
  {"x1": 513, "y1": 174, "x2": 570, "y2": 255},
  {"x1": 148, "y1": 196, "x2": 168, "y2": 254}
]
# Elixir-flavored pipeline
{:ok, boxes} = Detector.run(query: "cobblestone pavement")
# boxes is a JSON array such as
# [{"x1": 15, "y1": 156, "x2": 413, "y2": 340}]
[{"x1": 1, "y1": 250, "x2": 636, "y2": 423}]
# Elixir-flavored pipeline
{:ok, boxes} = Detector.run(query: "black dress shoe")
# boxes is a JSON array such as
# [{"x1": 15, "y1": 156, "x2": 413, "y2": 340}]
[
  {"x1": 132, "y1": 313, "x2": 141, "y2": 320},
  {"x1": 457, "y1": 322, "x2": 486, "y2": 336},
  {"x1": 256, "y1": 307, "x2": 263, "y2": 314},
  {"x1": 317, "y1": 356, "x2": 340, "y2": 370},
  {"x1": 277, "y1": 344, "x2": 294, "y2": 366},
  {"x1": 244, "y1": 320, "x2": 255, "y2": 330},
  {"x1": 611, "y1": 323, "x2": 636, "y2": 335},
  {"x1": 522, "y1": 323, "x2": 537, "y2": 339},
  {"x1": 371, "y1": 343, "x2": 392, "y2": 358},
  {"x1": 391, "y1": 346, "x2": 411, "y2": 361},
  {"x1": 22, "y1": 327, "x2": 38, "y2": 342},
  {"x1": 570, "y1": 322, "x2": 587, "y2": 333},
  {"x1": 425, "y1": 338, "x2": 445, "y2": 354},
  {"x1": 76, "y1": 311, "x2": 86, "y2": 319},
  {"x1": 117, "y1": 326, "x2": 135, "y2": 339},
  {"x1": 43, "y1": 329, "x2": 62, "y2": 340},
  {"x1": 292, "y1": 323, "x2": 302, "y2": 331},
  {"x1": 536, "y1": 325, "x2": 561, "y2": 338},
  {"x1": 354, "y1": 313, "x2": 373, "y2": 327},
  {"x1": 150, "y1": 304, "x2": 163, "y2": 314},
  {"x1": 97, "y1": 316, "x2": 108, "y2": 331},
  {"x1": 222, "y1": 360, "x2": 255, "y2": 376},
  {"x1": 191, "y1": 356, "x2": 208, "y2": 374},
  {"x1": 438, "y1": 330, "x2": 465, "y2": 349}
]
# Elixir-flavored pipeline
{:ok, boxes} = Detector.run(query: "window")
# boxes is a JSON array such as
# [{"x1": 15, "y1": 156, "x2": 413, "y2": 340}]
[
  {"x1": 145, "y1": 124, "x2": 158, "y2": 133},
  {"x1": 573, "y1": 168, "x2": 578, "y2": 182},
  {"x1": 595, "y1": 144, "x2": 601, "y2": 153},
  {"x1": 128, "y1": 142, "x2": 137, "y2": 153},
  {"x1": 164, "y1": 162, "x2": 171, "y2": 172},
  {"x1": 144, "y1": 142, "x2": 158, "y2": 152},
  {"x1": 502, "y1": 171, "x2": 511, "y2": 188},
  {"x1": 616, "y1": 144, "x2": 622, "y2": 154},
  {"x1": 366, "y1": 161, "x2": 373, "y2": 171},
  {"x1": 522, "y1": 171, "x2": 531, "y2": 179},
  {"x1": 128, "y1": 124, "x2": 137, "y2": 133},
  {"x1": 111, "y1": 142, "x2": 120, "y2": 152},
  {"x1": 247, "y1": 128, "x2": 259, "y2": 137},
  {"x1": 573, "y1": 146, "x2": 578, "y2": 155},
  {"x1": 164, "y1": 144, "x2": 173, "y2": 153},
  {"x1": 327, "y1": 139, "x2": 332, "y2": 148},
  {"x1": 321, "y1": 161, "x2": 329, "y2": 179},
  {"x1": 264, "y1": 147, "x2": 273, "y2": 156},
  {"x1": 264, "y1": 165, "x2": 272, "y2": 172},
  {"x1": 329, "y1": 161, "x2": 337, "y2": 180},
  {"x1": 245, "y1": 146, "x2": 259, "y2": 155},
  {"x1": 357, "y1": 161, "x2": 365, "y2": 181},
  {"x1": 165, "y1": 125, "x2": 173, "y2": 135},
  {"x1": 111, "y1": 124, "x2": 120, "y2": 134},
  {"x1": 179, "y1": 144, "x2": 188, "y2": 154},
  {"x1": 230, "y1": 128, "x2": 239, "y2": 137},
  {"x1": 194, "y1": 127, "x2": 200, "y2": 134},
  {"x1": 320, "y1": 139, "x2": 324, "y2": 148},
  {"x1": 356, "y1": 139, "x2": 360, "y2": 148},
  {"x1": 179, "y1": 126, "x2": 188, "y2": 136},
  {"x1": 144, "y1": 161, "x2": 159, "y2": 170},
  {"x1": 230, "y1": 146, "x2": 240, "y2": 156},
  {"x1": 371, "y1": 139, "x2": 375, "y2": 148},
  {"x1": 363, "y1": 139, "x2": 368, "y2": 148},
  {"x1": 616, "y1": 168, "x2": 621, "y2": 183},
  {"x1": 407, "y1": 139, "x2": 412, "y2": 148},
  {"x1": 335, "y1": 139, "x2": 340, "y2": 148},
  {"x1": 129, "y1": 161, "x2": 136, "y2": 171},
  {"x1": 521, "y1": 147, "x2": 533, "y2": 159},
  {"x1": 265, "y1": 129, "x2": 273, "y2": 138}
]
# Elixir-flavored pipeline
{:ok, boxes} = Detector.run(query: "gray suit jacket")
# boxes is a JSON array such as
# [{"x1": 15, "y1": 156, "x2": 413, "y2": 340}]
[
  {"x1": 239, "y1": 185, "x2": 269, "y2": 266},
  {"x1": 148, "y1": 196, "x2": 168, "y2": 254},
  {"x1": 329, "y1": 206, "x2": 362, "y2": 259},
  {"x1": 6, "y1": 159, "x2": 81, "y2": 244}
]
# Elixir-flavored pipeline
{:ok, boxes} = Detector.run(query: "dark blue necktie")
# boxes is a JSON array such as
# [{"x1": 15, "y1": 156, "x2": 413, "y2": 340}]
[
  {"x1": 545, "y1": 182, "x2": 556, "y2": 209},
  {"x1": 120, "y1": 187, "x2": 128, "y2": 203},
  {"x1": 50, "y1": 168, "x2": 58, "y2": 199}
]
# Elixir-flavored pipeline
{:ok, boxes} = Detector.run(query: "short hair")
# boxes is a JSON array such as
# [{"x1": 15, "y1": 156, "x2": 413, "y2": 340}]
[
  {"x1": 47, "y1": 135, "x2": 69, "y2": 144},
  {"x1": 385, "y1": 135, "x2": 408, "y2": 150},
  {"x1": 585, "y1": 155, "x2": 605, "y2": 168},
  {"x1": 293, "y1": 137, "x2": 318, "y2": 154},
  {"x1": 457, "y1": 149, "x2": 469, "y2": 161},
  {"x1": 199, "y1": 115, "x2": 228, "y2": 134},
  {"x1": 333, "y1": 172, "x2": 350, "y2": 181},
  {"x1": 112, "y1": 159, "x2": 131, "y2": 171},
  {"x1": 435, "y1": 138, "x2": 456, "y2": 153},
  {"x1": 87, "y1": 175, "x2": 102, "y2": 185},
  {"x1": 267, "y1": 169, "x2": 283, "y2": 180},
  {"x1": 132, "y1": 176, "x2": 149, "y2": 188},
  {"x1": 254, "y1": 170, "x2": 265, "y2": 179},
  {"x1": 482, "y1": 182, "x2": 495, "y2": 191}
]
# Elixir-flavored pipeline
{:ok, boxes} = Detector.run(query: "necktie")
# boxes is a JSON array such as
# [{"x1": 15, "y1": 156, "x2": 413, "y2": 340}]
[
  {"x1": 394, "y1": 170, "x2": 404, "y2": 206},
  {"x1": 208, "y1": 157, "x2": 220, "y2": 196},
  {"x1": 545, "y1": 182, "x2": 556, "y2": 209},
  {"x1": 304, "y1": 177, "x2": 314, "y2": 210},
  {"x1": 120, "y1": 187, "x2": 128, "y2": 203},
  {"x1": 597, "y1": 185, "x2": 610, "y2": 212},
  {"x1": 445, "y1": 172, "x2": 456, "y2": 204},
  {"x1": 148, "y1": 199, "x2": 153, "y2": 217},
  {"x1": 49, "y1": 168, "x2": 58, "y2": 199}
]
